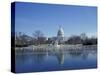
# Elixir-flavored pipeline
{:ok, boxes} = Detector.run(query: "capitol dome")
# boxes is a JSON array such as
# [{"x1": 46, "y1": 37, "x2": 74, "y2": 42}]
[{"x1": 57, "y1": 26, "x2": 64, "y2": 37}]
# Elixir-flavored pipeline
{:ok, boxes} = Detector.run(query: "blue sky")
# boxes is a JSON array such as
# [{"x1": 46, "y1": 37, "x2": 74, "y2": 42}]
[{"x1": 15, "y1": 2, "x2": 97, "y2": 37}]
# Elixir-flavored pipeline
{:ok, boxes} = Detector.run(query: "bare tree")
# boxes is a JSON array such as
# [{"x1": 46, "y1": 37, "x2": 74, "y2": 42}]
[
  {"x1": 80, "y1": 33, "x2": 87, "y2": 40},
  {"x1": 67, "y1": 35, "x2": 82, "y2": 44},
  {"x1": 33, "y1": 30, "x2": 44, "y2": 39},
  {"x1": 33, "y1": 30, "x2": 46, "y2": 45},
  {"x1": 15, "y1": 32, "x2": 32, "y2": 47}
]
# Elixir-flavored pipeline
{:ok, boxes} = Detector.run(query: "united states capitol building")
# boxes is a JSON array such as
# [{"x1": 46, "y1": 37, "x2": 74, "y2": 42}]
[{"x1": 49, "y1": 26, "x2": 67, "y2": 45}]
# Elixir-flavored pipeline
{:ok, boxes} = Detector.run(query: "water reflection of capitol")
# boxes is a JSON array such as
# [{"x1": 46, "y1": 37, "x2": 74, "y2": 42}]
[{"x1": 32, "y1": 48, "x2": 96, "y2": 65}]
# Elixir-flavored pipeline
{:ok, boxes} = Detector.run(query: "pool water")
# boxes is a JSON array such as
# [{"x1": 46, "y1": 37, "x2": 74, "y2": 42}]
[{"x1": 15, "y1": 48, "x2": 97, "y2": 73}]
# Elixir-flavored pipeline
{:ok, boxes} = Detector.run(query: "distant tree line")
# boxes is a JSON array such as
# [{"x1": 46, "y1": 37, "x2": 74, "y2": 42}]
[
  {"x1": 15, "y1": 30, "x2": 48, "y2": 47},
  {"x1": 14, "y1": 31, "x2": 97, "y2": 47},
  {"x1": 65, "y1": 33, "x2": 97, "y2": 45}
]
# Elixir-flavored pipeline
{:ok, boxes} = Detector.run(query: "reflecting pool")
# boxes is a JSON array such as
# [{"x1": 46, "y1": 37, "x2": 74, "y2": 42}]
[{"x1": 15, "y1": 46, "x2": 97, "y2": 73}]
